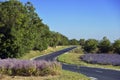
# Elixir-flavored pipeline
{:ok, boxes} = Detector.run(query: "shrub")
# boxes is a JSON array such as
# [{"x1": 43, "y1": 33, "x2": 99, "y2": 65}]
[{"x1": 0, "y1": 59, "x2": 61, "y2": 76}]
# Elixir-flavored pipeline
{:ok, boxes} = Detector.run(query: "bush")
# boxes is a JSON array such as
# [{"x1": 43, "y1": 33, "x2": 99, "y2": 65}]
[{"x1": 0, "y1": 59, "x2": 61, "y2": 76}]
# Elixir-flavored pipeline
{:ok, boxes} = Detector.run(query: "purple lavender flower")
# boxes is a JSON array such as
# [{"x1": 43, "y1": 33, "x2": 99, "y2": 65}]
[
  {"x1": 0, "y1": 59, "x2": 61, "y2": 76},
  {"x1": 81, "y1": 54, "x2": 120, "y2": 65}
]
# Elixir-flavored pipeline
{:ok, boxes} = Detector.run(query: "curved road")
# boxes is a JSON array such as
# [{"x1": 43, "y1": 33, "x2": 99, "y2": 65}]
[{"x1": 34, "y1": 47, "x2": 120, "y2": 80}]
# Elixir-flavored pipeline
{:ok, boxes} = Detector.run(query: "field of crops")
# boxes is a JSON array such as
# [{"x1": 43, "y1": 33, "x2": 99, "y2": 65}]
[
  {"x1": 81, "y1": 54, "x2": 120, "y2": 66},
  {"x1": 0, "y1": 59, "x2": 61, "y2": 76}
]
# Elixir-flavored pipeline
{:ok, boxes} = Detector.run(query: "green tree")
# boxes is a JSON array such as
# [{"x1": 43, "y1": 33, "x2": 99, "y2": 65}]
[
  {"x1": 84, "y1": 39, "x2": 98, "y2": 53},
  {"x1": 0, "y1": 0, "x2": 51, "y2": 58},
  {"x1": 0, "y1": 0, "x2": 31, "y2": 58},
  {"x1": 79, "y1": 39, "x2": 85, "y2": 47},
  {"x1": 113, "y1": 39, "x2": 120, "y2": 54},
  {"x1": 69, "y1": 39, "x2": 79, "y2": 45},
  {"x1": 98, "y1": 37, "x2": 111, "y2": 53},
  {"x1": 0, "y1": 0, "x2": 70, "y2": 58},
  {"x1": 48, "y1": 32, "x2": 60, "y2": 47},
  {"x1": 33, "y1": 24, "x2": 50, "y2": 51},
  {"x1": 58, "y1": 33, "x2": 69, "y2": 45}
]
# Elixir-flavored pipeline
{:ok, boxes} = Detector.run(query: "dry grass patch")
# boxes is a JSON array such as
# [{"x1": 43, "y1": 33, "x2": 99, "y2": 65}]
[
  {"x1": 20, "y1": 46, "x2": 69, "y2": 60},
  {"x1": 0, "y1": 70, "x2": 89, "y2": 80},
  {"x1": 0, "y1": 74, "x2": 58, "y2": 80}
]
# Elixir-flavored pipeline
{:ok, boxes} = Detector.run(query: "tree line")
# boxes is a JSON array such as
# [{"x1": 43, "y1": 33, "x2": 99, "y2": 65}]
[
  {"x1": 70, "y1": 37, "x2": 120, "y2": 54},
  {"x1": 0, "y1": 0, "x2": 69, "y2": 58}
]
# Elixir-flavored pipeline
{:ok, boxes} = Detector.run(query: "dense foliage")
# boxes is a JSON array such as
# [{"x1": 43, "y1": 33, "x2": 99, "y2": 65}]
[
  {"x1": 0, "y1": 0, "x2": 69, "y2": 58},
  {"x1": 69, "y1": 39, "x2": 79, "y2": 45},
  {"x1": 98, "y1": 37, "x2": 112, "y2": 53},
  {"x1": 0, "y1": 59, "x2": 61, "y2": 76},
  {"x1": 49, "y1": 32, "x2": 69, "y2": 47},
  {"x1": 84, "y1": 39, "x2": 98, "y2": 53},
  {"x1": 79, "y1": 39, "x2": 85, "y2": 48},
  {"x1": 113, "y1": 40, "x2": 120, "y2": 54},
  {"x1": 80, "y1": 54, "x2": 120, "y2": 66},
  {"x1": 79, "y1": 37, "x2": 120, "y2": 54}
]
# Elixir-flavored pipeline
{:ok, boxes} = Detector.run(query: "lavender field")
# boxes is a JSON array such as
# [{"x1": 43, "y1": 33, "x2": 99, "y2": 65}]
[
  {"x1": 80, "y1": 54, "x2": 120, "y2": 66},
  {"x1": 0, "y1": 59, "x2": 61, "y2": 76}
]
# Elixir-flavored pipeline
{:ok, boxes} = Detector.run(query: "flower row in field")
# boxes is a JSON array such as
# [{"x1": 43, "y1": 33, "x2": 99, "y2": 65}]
[
  {"x1": 80, "y1": 54, "x2": 120, "y2": 66},
  {"x1": 0, "y1": 59, "x2": 61, "y2": 76}
]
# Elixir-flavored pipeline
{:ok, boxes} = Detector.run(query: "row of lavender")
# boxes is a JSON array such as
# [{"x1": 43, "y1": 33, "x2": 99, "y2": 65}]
[
  {"x1": 80, "y1": 54, "x2": 120, "y2": 66},
  {"x1": 0, "y1": 59, "x2": 61, "y2": 76}
]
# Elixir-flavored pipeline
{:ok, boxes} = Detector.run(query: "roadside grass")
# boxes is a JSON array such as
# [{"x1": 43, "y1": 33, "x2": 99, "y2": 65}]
[
  {"x1": 49, "y1": 70, "x2": 90, "y2": 80},
  {"x1": 20, "y1": 46, "x2": 69, "y2": 60},
  {"x1": 57, "y1": 48, "x2": 120, "y2": 71},
  {"x1": 0, "y1": 70, "x2": 90, "y2": 80}
]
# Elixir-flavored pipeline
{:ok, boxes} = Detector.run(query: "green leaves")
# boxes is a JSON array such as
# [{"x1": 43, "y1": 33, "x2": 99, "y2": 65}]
[
  {"x1": 0, "y1": 0, "x2": 47, "y2": 58},
  {"x1": 98, "y1": 37, "x2": 111, "y2": 53},
  {"x1": 0, "y1": 0, "x2": 69, "y2": 58},
  {"x1": 113, "y1": 39, "x2": 120, "y2": 54},
  {"x1": 69, "y1": 39, "x2": 79, "y2": 45},
  {"x1": 84, "y1": 39, "x2": 98, "y2": 53}
]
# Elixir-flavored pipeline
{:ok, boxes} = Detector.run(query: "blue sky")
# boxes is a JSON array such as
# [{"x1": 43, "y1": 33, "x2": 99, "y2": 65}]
[{"x1": 21, "y1": 0, "x2": 120, "y2": 42}]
